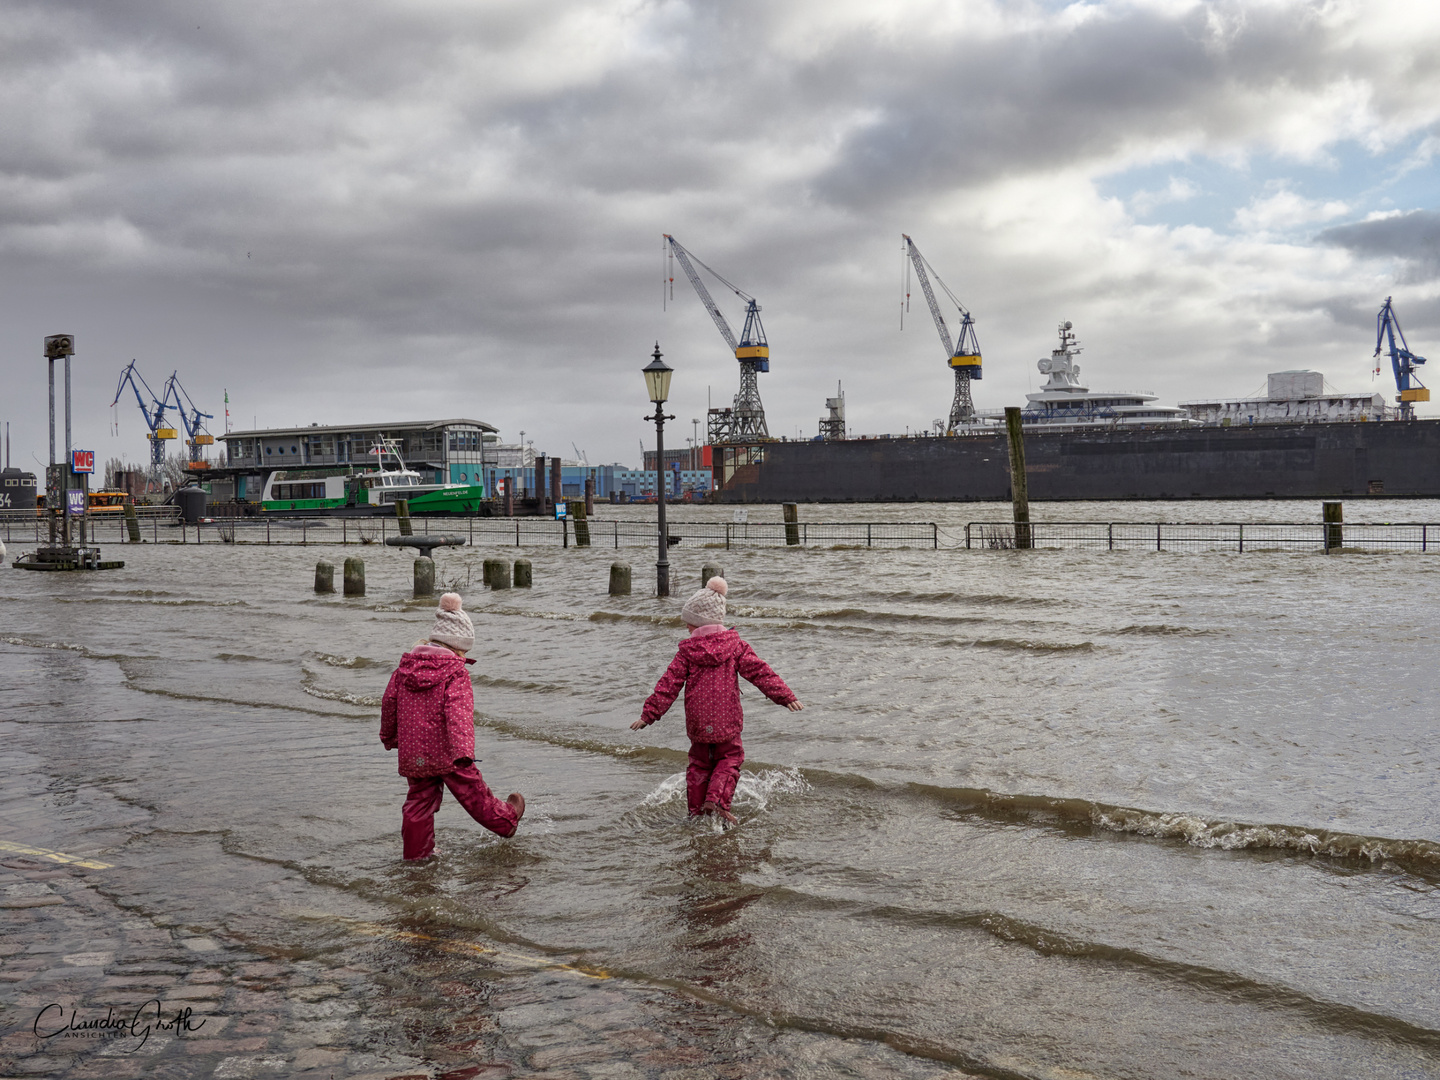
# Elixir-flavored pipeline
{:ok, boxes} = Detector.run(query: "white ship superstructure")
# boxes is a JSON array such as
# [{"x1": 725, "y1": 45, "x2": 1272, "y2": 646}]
[{"x1": 977, "y1": 322, "x2": 1193, "y2": 430}]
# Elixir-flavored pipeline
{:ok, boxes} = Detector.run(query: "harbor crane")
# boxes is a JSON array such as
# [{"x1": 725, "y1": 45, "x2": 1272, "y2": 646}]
[
  {"x1": 110, "y1": 361, "x2": 177, "y2": 493},
  {"x1": 902, "y1": 234, "x2": 983, "y2": 433},
  {"x1": 161, "y1": 372, "x2": 216, "y2": 466},
  {"x1": 1374, "y1": 296, "x2": 1429, "y2": 420},
  {"x1": 663, "y1": 235, "x2": 769, "y2": 442}
]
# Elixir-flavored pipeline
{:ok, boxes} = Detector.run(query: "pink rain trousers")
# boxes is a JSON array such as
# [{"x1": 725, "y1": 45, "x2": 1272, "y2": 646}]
[
  {"x1": 401, "y1": 764, "x2": 518, "y2": 860},
  {"x1": 687, "y1": 735, "x2": 745, "y2": 816}
]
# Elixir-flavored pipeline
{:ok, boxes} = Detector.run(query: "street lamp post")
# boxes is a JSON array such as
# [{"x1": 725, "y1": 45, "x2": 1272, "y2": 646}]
[{"x1": 643, "y1": 343, "x2": 675, "y2": 597}]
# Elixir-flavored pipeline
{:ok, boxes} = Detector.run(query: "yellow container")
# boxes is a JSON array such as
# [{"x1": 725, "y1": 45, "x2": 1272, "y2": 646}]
[{"x1": 1400, "y1": 388, "x2": 1430, "y2": 402}]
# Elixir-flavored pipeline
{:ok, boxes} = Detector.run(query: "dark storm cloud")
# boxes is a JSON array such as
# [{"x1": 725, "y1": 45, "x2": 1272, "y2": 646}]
[
  {"x1": 2, "y1": 0, "x2": 1438, "y2": 463},
  {"x1": 1317, "y1": 211, "x2": 1440, "y2": 279}
]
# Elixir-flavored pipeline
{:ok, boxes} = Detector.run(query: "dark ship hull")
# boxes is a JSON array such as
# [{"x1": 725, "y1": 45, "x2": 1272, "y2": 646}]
[{"x1": 716, "y1": 420, "x2": 1440, "y2": 502}]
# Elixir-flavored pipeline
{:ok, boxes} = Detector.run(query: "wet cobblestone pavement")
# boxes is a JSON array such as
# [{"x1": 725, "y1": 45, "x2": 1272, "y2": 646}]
[{"x1": 1, "y1": 853, "x2": 973, "y2": 1079}]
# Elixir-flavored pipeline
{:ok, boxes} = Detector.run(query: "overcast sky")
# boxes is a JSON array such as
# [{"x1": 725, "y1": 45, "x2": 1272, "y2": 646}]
[{"x1": 2, "y1": 0, "x2": 1437, "y2": 473}]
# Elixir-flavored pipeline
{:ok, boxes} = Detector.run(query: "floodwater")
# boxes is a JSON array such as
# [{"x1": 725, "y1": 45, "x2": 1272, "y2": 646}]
[{"x1": 2, "y1": 500, "x2": 1439, "y2": 1079}]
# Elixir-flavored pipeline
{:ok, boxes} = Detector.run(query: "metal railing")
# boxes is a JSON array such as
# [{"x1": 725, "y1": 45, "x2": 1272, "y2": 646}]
[
  {"x1": 103, "y1": 517, "x2": 945, "y2": 549},
  {"x1": 1, "y1": 506, "x2": 181, "y2": 545},
  {"x1": 963, "y1": 521, "x2": 1439, "y2": 552}
]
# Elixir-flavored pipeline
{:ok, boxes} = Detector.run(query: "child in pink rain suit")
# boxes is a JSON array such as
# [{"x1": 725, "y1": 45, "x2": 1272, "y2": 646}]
[
  {"x1": 632, "y1": 578, "x2": 803, "y2": 823},
  {"x1": 380, "y1": 593, "x2": 525, "y2": 859}
]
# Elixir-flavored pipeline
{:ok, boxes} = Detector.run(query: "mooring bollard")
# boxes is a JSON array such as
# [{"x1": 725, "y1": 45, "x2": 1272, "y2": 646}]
[
  {"x1": 569, "y1": 499, "x2": 591, "y2": 547},
  {"x1": 413, "y1": 556, "x2": 434, "y2": 597},
  {"x1": 343, "y1": 556, "x2": 365, "y2": 596},
  {"x1": 487, "y1": 558, "x2": 512, "y2": 590},
  {"x1": 314, "y1": 560, "x2": 335, "y2": 593},
  {"x1": 701, "y1": 563, "x2": 723, "y2": 585},
  {"x1": 482, "y1": 559, "x2": 492, "y2": 586},
  {"x1": 609, "y1": 561, "x2": 631, "y2": 596},
  {"x1": 396, "y1": 499, "x2": 414, "y2": 537},
  {"x1": 1323, "y1": 501, "x2": 1343, "y2": 552},
  {"x1": 782, "y1": 502, "x2": 800, "y2": 546},
  {"x1": 1004, "y1": 406, "x2": 1032, "y2": 549},
  {"x1": 514, "y1": 558, "x2": 532, "y2": 588}
]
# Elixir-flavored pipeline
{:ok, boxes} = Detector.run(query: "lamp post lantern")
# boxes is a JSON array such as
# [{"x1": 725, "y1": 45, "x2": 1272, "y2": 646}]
[{"x1": 643, "y1": 343, "x2": 675, "y2": 597}]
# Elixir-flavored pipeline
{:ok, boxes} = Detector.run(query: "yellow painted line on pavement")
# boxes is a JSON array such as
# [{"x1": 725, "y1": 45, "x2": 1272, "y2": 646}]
[
  {"x1": 305, "y1": 913, "x2": 610, "y2": 980},
  {"x1": 0, "y1": 840, "x2": 112, "y2": 869}
]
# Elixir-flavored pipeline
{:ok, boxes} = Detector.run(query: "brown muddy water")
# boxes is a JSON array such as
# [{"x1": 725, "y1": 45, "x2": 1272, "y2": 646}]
[{"x1": 2, "y1": 500, "x2": 1439, "y2": 1079}]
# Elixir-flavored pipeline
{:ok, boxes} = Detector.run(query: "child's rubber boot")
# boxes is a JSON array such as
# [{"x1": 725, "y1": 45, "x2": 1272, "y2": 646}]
[
  {"x1": 701, "y1": 801, "x2": 739, "y2": 825},
  {"x1": 507, "y1": 793, "x2": 526, "y2": 821}
]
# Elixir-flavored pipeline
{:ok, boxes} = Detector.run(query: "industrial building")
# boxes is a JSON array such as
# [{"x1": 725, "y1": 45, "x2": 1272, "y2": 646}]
[{"x1": 1180, "y1": 371, "x2": 1388, "y2": 426}]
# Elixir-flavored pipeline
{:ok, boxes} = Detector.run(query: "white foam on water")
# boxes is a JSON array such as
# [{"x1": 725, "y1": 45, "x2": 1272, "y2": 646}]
[{"x1": 639, "y1": 767, "x2": 810, "y2": 817}]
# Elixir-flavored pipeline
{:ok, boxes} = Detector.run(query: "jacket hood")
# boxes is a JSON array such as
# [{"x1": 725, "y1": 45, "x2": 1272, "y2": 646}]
[
  {"x1": 677, "y1": 627, "x2": 742, "y2": 667},
  {"x1": 397, "y1": 648, "x2": 466, "y2": 690}
]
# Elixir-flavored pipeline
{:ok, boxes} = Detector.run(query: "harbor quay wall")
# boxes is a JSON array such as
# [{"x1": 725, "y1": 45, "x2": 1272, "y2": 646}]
[{"x1": 716, "y1": 419, "x2": 1440, "y2": 502}]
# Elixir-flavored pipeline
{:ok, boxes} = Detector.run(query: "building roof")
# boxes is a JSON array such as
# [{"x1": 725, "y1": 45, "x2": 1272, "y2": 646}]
[{"x1": 219, "y1": 418, "x2": 497, "y2": 441}]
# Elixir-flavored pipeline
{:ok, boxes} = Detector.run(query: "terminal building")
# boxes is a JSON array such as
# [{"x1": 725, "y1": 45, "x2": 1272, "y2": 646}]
[
  {"x1": 1181, "y1": 371, "x2": 1388, "y2": 426},
  {"x1": 216, "y1": 419, "x2": 498, "y2": 502}
]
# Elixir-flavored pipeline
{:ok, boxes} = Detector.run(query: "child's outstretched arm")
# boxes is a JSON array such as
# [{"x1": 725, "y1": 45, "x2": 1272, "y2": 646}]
[
  {"x1": 631, "y1": 652, "x2": 690, "y2": 730},
  {"x1": 736, "y1": 643, "x2": 801, "y2": 709}
]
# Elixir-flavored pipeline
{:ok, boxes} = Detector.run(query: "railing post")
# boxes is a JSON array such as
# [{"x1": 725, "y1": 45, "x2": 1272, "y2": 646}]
[
  {"x1": 516, "y1": 520, "x2": 520, "y2": 547},
  {"x1": 726, "y1": 523, "x2": 731, "y2": 550},
  {"x1": 933, "y1": 523, "x2": 938, "y2": 549},
  {"x1": 1323, "y1": 501, "x2": 1343, "y2": 552},
  {"x1": 965, "y1": 523, "x2": 971, "y2": 550},
  {"x1": 1004, "y1": 407, "x2": 1031, "y2": 549},
  {"x1": 1156, "y1": 523, "x2": 1162, "y2": 551},
  {"x1": 1238, "y1": 523, "x2": 1244, "y2": 553},
  {"x1": 1107, "y1": 523, "x2": 1113, "y2": 551}
]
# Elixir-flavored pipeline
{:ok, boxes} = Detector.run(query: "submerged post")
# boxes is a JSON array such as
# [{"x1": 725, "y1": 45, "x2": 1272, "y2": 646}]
[
  {"x1": 585, "y1": 476, "x2": 594, "y2": 517},
  {"x1": 123, "y1": 500, "x2": 141, "y2": 543},
  {"x1": 1323, "y1": 501, "x2": 1343, "y2": 552},
  {"x1": 514, "y1": 557, "x2": 532, "y2": 587},
  {"x1": 570, "y1": 499, "x2": 590, "y2": 547},
  {"x1": 609, "y1": 561, "x2": 631, "y2": 596},
  {"x1": 701, "y1": 563, "x2": 723, "y2": 586},
  {"x1": 487, "y1": 557, "x2": 512, "y2": 590},
  {"x1": 314, "y1": 560, "x2": 335, "y2": 593},
  {"x1": 396, "y1": 499, "x2": 414, "y2": 537},
  {"x1": 1004, "y1": 407, "x2": 1032, "y2": 549},
  {"x1": 413, "y1": 556, "x2": 434, "y2": 597},
  {"x1": 783, "y1": 502, "x2": 800, "y2": 546},
  {"x1": 343, "y1": 556, "x2": 365, "y2": 596}
]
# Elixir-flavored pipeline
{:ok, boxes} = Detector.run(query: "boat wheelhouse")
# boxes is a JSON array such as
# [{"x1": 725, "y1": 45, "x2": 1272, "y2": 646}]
[{"x1": 260, "y1": 438, "x2": 485, "y2": 514}]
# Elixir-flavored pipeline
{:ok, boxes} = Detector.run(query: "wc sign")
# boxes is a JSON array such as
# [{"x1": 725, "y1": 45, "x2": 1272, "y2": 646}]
[{"x1": 71, "y1": 450, "x2": 95, "y2": 474}]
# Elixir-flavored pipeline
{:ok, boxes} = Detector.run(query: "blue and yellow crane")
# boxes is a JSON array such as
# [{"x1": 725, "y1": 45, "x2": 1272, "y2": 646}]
[
  {"x1": 162, "y1": 372, "x2": 216, "y2": 466},
  {"x1": 1374, "y1": 296, "x2": 1428, "y2": 420},
  {"x1": 902, "y1": 234, "x2": 982, "y2": 433},
  {"x1": 110, "y1": 361, "x2": 177, "y2": 492}
]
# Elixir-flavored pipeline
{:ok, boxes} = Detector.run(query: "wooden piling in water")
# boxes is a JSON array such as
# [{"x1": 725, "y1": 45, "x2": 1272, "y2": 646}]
[
  {"x1": 585, "y1": 477, "x2": 594, "y2": 517},
  {"x1": 343, "y1": 556, "x2": 365, "y2": 596},
  {"x1": 487, "y1": 558, "x2": 512, "y2": 590},
  {"x1": 569, "y1": 499, "x2": 590, "y2": 547},
  {"x1": 514, "y1": 558, "x2": 532, "y2": 588},
  {"x1": 314, "y1": 561, "x2": 335, "y2": 593},
  {"x1": 609, "y1": 562, "x2": 631, "y2": 596},
  {"x1": 1324, "y1": 501, "x2": 1343, "y2": 552},
  {"x1": 1004, "y1": 407, "x2": 1032, "y2": 549},
  {"x1": 783, "y1": 503, "x2": 800, "y2": 546},
  {"x1": 413, "y1": 556, "x2": 434, "y2": 597},
  {"x1": 396, "y1": 499, "x2": 414, "y2": 537},
  {"x1": 701, "y1": 564, "x2": 723, "y2": 586},
  {"x1": 123, "y1": 500, "x2": 141, "y2": 543}
]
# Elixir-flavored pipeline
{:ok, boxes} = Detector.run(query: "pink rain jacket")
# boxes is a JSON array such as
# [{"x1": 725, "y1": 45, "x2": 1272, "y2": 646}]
[
  {"x1": 639, "y1": 628, "x2": 795, "y2": 742},
  {"x1": 380, "y1": 645, "x2": 477, "y2": 777}
]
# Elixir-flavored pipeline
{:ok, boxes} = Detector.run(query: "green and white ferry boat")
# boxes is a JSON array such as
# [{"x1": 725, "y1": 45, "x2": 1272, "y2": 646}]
[{"x1": 261, "y1": 439, "x2": 485, "y2": 515}]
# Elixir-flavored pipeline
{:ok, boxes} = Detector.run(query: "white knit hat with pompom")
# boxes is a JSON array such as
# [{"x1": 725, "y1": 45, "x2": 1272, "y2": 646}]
[
  {"x1": 680, "y1": 577, "x2": 727, "y2": 627},
  {"x1": 430, "y1": 592, "x2": 475, "y2": 652}
]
